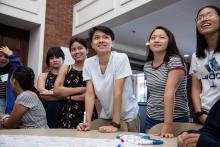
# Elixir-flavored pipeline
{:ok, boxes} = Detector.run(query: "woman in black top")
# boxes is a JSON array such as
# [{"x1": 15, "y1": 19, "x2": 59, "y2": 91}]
[
  {"x1": 37, "y1": 47, "x2": 64, "y2": 128},
  {"x1": 54, "y1": 37, "x2": 97, "y2": 128}
]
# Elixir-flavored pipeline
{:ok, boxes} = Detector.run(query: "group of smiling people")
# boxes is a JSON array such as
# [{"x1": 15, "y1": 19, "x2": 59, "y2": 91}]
[{"x1": 0, "y1": 5, "x2": 219, "y2": 147}]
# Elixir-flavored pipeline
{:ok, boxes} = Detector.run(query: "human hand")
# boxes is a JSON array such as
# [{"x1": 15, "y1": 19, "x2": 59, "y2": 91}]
[
  {"x1": 77, "y1": 122, "x2": 91, "y2": 131},
  {"x1": 0, "y1": 46, "x2": 13, "y2": 56},
  {"x1": 98, "y1": 125, "x2": 118, "y2": 133},
  {"x1": 178, "y1": 132, "x2": 200, "y2": 147},
  {"x1": 0, "y1": 113, "x2": 5, "y2": 119},
  {"x1": 160, "y1": 123, "x2": 174, "y2": 138}
]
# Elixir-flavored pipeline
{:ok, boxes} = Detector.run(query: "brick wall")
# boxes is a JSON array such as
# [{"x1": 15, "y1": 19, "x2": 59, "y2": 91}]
[{"x1": 43, "y1": 0, "x2": 80, "y2": 71}]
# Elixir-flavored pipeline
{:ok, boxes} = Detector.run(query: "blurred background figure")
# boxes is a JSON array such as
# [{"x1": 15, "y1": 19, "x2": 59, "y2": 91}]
[{"x1": 0, "y1": 46, "x2": 22, "y2": 114}]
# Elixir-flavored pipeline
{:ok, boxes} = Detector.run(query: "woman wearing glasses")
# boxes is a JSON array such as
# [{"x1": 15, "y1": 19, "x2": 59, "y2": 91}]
[
  {"x1": 178, "y1": 5, "x2": 220, "y2": 147},
  {"x1": 190, "y1": 5, "x2": 220, "y2": 125}
]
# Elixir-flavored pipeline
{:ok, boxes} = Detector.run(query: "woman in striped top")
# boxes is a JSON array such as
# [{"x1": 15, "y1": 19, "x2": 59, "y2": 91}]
[{"x1": 144, "y1": 26, "x2": 189, "y2": 137}]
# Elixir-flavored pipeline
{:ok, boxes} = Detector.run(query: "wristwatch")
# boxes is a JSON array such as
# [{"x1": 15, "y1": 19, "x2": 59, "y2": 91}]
[
  {"x1": 194, "y1": 111, "x2": 207, "y2": 118},
  {"x1": 110, "y1": 122, "x2": 120, "y2": 129},
  {"x1": 194, "y1": 110, "x2": 208, "y2": 124}
]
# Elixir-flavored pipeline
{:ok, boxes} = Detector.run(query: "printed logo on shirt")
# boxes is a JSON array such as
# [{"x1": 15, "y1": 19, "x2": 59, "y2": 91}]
[{"x1": 202, "y1": 57, "x2": 220, "y2": 88}]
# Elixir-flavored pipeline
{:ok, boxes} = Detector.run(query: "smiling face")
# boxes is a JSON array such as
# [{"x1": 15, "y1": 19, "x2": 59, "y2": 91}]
[
  {"x1": 0, "y1": 52, "x2": 9, "y2": 68},
  {"x1": 196, "y1": 7, "x2": 220, "y2": 36},
  {"x1": 70, "y1": 42, "x2": 88, "y2": 63},
  {"x1": 91, "y1": 30, "x2": 113, "y2": 55},
  {"x1": 149, "y1": 29, "x2": 169, "y2": 54}
]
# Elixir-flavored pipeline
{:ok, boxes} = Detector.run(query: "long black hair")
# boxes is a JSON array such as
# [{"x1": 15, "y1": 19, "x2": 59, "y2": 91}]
[
  {"x1": 146, "y1": 26, "x2": 184, "y2": 64},
  {"x1": 195, "y1": 5, "x2": 220, "y2": 58},
  {"x1": 12, "y1": 66, "x2": 40, "y2": 98}
]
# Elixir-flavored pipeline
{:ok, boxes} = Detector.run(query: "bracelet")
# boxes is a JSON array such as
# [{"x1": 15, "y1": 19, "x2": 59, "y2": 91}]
[{"x1": 110, "y1": 121, "x2": 120, "y2": 129}]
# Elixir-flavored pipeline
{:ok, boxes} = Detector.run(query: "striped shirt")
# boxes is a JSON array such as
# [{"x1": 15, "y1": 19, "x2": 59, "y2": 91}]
[
  {"x1": 0, "y1": 72, "x2": 7, "y2": 112},
  {"x1": 144, "y1": 56, "x2": 189, "y2": 121},
  {"x1": 15, "y1": 91, "x2": 48, "y2": 128}
]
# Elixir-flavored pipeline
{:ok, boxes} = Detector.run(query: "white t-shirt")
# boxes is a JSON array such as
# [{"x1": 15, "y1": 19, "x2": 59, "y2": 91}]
[
  {"x1": 190, "y1": 51, "x2": 220, "y2": 112},
  {"x1": 83, "y1": 51, "x2": 139, "y2": 122}
]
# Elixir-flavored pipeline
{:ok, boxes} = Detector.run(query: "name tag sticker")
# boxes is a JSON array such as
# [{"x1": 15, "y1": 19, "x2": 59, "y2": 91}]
[{"x1": 0, "y1": 74, "x2": 8, "y2": 82}]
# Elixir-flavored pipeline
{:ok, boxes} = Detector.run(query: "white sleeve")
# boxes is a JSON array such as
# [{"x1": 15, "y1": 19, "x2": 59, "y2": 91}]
[
  {"x1": 189, "y1": 53, "x2": 198, "y2": 75},
  {"x1": 83, "y1": 59, "x2": 91, "y2": 81},
  {"x1": 114, "y1": 53, "x2": 132, "y2": 80}
]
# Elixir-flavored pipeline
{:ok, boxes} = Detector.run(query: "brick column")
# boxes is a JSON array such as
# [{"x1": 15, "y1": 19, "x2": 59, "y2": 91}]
[{"x1": 43, "y1": 0, "x2": 80, "y2": 71}]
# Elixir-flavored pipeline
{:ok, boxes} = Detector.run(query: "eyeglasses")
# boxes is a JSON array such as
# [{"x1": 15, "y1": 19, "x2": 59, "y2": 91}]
[{"x1": 195, "y1": 12, "x2": 218, "y2": 22}]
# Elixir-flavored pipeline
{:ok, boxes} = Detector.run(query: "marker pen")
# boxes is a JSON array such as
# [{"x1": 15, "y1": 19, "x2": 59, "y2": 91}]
[
  {"x1": 140, "y1": 139, "x2": 163, "y2": 145},
  {"x1": 83, "y1": 111, "x2": 86, "y2": 128}
]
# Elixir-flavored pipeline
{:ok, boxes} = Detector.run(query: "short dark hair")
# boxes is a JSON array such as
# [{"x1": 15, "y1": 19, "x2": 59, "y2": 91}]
[
  {"x1": 89, "y1": 26, "x2": 115, "y2": 42},
  {"x1": 69, "y1": 37, "x2": 88, "y2": 52},
  {"x1": 46, "y1": 47, "x2": 65, "y2": 67},
  {"x1": 146, "y1": 26, "x2": 184, "y2": 64},
  {"x1": 195, "y1": 5, "x2": 220, "y2": 58}
]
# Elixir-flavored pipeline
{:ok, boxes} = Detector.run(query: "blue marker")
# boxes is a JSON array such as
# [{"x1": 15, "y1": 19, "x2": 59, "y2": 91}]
[
  {"x1": 141, "y1": 139, "x2": 163, "y2": 145},
  {"x1": 141, "y1": 135, "x2": 150, "y2": 139}
]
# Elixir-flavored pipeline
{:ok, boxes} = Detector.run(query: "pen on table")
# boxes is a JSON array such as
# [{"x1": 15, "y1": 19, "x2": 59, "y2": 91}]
[
  {"x1": 116, "y1": 134, "x2": 163, "y2": 145},
  {"x1": 83, "y1": 111, "x2": 86, "y2": 128},
  {"x1": 141, "y1": 139, "x2": 163, "y2": 145}
]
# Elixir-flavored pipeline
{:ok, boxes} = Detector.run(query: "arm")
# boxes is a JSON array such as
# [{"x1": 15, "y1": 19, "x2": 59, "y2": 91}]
[
  {"x1": 69, "y1": 93, "x2": 85, "y2": 101},
  {"x1": 37, "y1": 72, "x2": 48, "y2": 93},
  {"x1": 112, "y1": 78, "x2": 125, "y2": 124},
  {"x1": 161, "y1": 69, "x2": 185, "y2": 138},
  {"x1": 3, "y1": 104, "x2": 29, "y2": 129},
  {"x1": 191, "y1": 75, "x2": 202, "y2": 112},
  {"x1": 191, "y1": 75, "x2": 207, "y2": 124},
  {"x1": 53, "y1": 64, "x2": 86, "y2": 97},
  {"x1": 37, "y1": 72, "x2": 61, "y2": 101},
  {"x1": 85, "y1": 80, "x2": 95, "y2": 125},
  {"x1": 98, "y1": 78, "x2": 125, "y2": 133},
  {"x1": 77, "y1": 80, "x2": 95, "y2": 131}
]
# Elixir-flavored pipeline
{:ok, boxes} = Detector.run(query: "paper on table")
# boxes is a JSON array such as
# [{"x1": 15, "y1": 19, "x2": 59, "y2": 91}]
[{"x1": 0, "y1": 135, "x2": 140, "y2": 147}]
